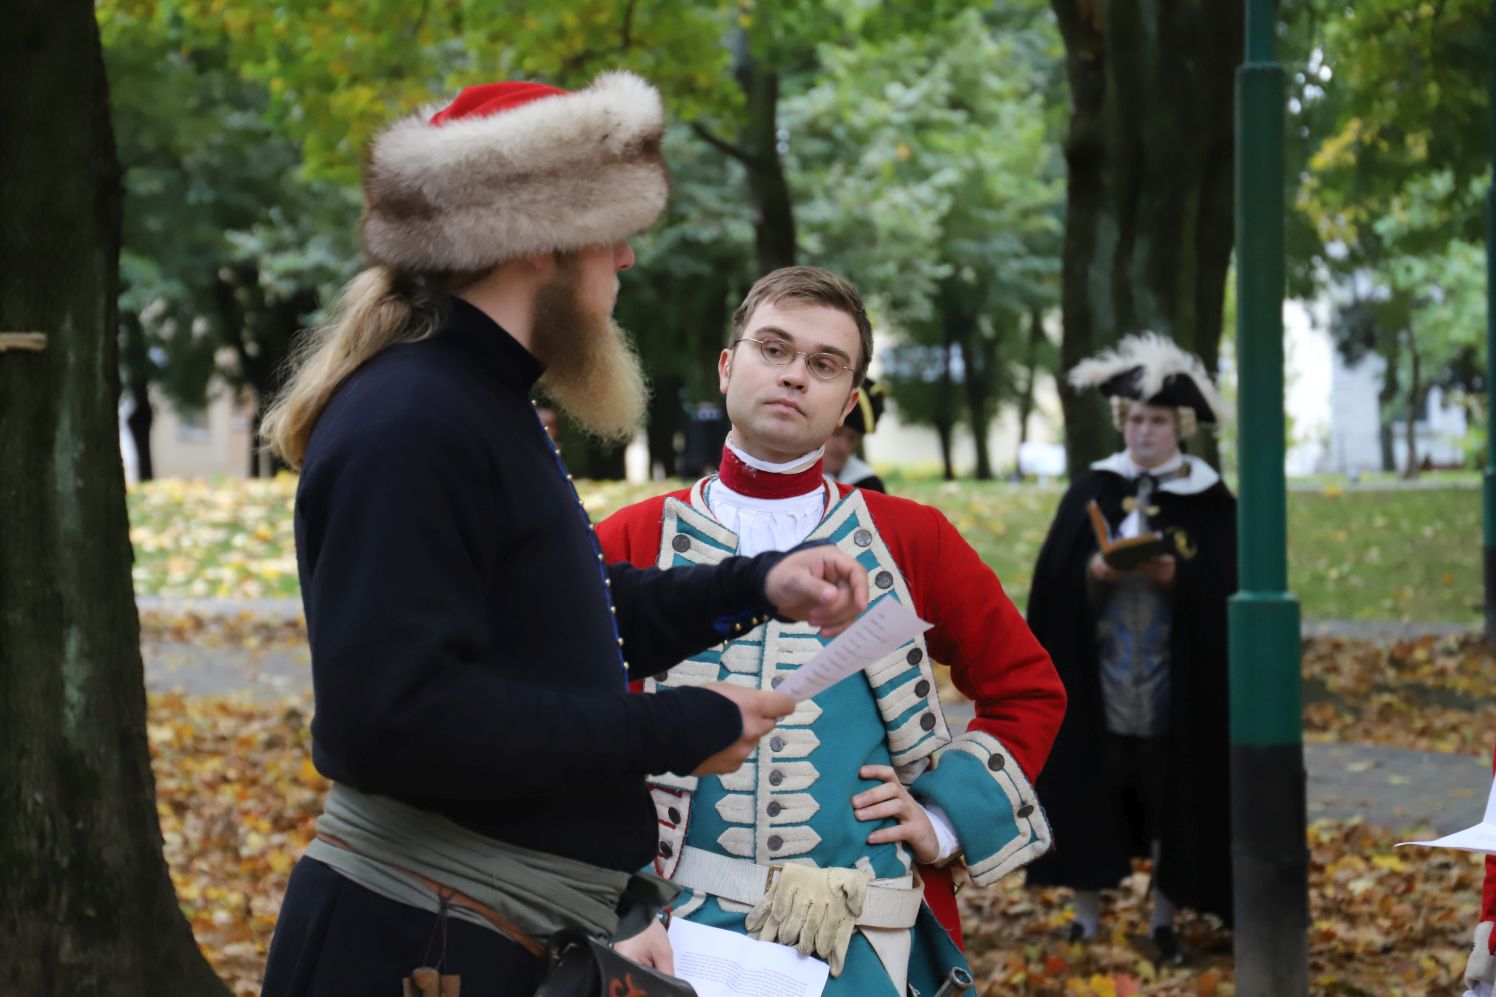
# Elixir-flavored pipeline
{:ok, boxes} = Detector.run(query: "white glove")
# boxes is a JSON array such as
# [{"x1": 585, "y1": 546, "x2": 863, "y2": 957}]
[
  {"x1": 744, "y1": 864, "x2": 871, "y2": 976},
  {"x1": 1466, "y1": 921, "x2": 1496, "y2": 990}
]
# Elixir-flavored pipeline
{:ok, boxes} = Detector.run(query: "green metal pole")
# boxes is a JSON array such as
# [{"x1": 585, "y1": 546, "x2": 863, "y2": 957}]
[
  {"x1": 1230, "y1": 0, "x2": 1308, "y2": 993},
  {"x1": 1484, "y1": 0, "x2": 1496, "y2": 639}
]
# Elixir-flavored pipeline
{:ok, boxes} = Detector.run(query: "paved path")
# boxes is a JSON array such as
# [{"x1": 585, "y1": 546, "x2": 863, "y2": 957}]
[
  {"x1": 144, "y1": 639, "x2": 310, "y2": 700},
  {"x1": 937, "y1": 700, "x2": 1491, "y2": 837}
]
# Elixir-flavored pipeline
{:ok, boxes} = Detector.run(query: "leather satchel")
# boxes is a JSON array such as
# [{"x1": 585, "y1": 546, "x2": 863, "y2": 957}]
[{"x1": 533, "y1": 929, "x2": 698, "y2": 997}]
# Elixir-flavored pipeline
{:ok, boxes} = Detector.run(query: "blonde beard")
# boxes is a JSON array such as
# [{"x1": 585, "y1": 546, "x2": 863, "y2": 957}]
[{"x1": 530, "y1": 265, "x2": 649, "y2": 445}]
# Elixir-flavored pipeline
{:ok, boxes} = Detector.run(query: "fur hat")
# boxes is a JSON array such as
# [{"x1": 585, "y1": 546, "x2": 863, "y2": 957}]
[
  {"x1": 362, "y1": 71, "x2": 668, "y2": 272},
  {"x1": 844, "y1": 378, "x2": 886, "y2": 435},
  {"x1": 1068, "y1": 332, "x2": 1227, "y2": 427}
]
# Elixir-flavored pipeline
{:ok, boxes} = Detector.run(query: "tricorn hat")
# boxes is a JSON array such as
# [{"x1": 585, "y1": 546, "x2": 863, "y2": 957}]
[
  {"x1": 1068, "y1": 333, "x2": 1226, "y2": 425},
  {"x1": 361, "y1": 71, "x2": 669, "y2": 272},
  {"x1": 844, "y1": 378, "x2": 886, "y2": 435}
]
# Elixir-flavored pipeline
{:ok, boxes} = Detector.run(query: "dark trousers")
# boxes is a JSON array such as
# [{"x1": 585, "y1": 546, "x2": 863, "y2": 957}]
[
  {"x1": 1101, "y1": 731, "x2": 1170, "y2": 863},
  {"x1": 261, "y1": 857, "x2": 544, "y2": 996}
]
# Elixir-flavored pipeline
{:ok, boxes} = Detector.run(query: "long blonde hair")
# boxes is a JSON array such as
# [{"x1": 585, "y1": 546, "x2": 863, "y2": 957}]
[{"x1": 260, "y1": 265, "x2": 473, "y2": 468}]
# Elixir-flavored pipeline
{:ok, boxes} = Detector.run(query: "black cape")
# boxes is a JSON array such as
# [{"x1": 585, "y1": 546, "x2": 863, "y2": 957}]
[{"x1": 1024, "y1": 464, "x2": 1237, "y2": 922}]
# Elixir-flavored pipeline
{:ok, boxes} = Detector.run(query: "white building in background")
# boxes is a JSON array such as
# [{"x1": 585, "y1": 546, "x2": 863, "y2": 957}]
[
  {"x1": 1285, "y1": 298, "x2": 1469, "y2": 476},
  {"x1": 859, "y1": 357, "x2": 1066, "y2": 479},
  {"x1": 120, "y1": 383, "x2": 257, "y2": 483}
]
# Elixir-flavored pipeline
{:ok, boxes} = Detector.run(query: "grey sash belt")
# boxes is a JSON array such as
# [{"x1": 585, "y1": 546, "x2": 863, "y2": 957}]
[{"x1": 306, "y1": 783, "x2": 678, "y2": 953}]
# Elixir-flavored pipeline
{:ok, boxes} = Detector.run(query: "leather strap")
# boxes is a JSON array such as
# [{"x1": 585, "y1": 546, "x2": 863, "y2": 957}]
[
  {"x1": 316, "y1": 832, "x2": 547, "y2": 959},
  {"x1": 671, "y1": 845, "x2": 924, "y2": 930}
]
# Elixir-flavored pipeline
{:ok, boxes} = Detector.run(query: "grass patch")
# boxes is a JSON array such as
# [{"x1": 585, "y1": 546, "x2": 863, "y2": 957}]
[
  {"x1": 1289, "y1": 486, "x2": 1478, "y2": 622},
  {"x1": 128, "y1": 476, "x2": 1479, "y2": 621}
]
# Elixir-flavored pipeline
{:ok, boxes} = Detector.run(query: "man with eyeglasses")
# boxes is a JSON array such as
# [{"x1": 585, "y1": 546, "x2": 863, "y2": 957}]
[{"x1": 597, "y1": 266, "x2": 1066, "y2": 995}]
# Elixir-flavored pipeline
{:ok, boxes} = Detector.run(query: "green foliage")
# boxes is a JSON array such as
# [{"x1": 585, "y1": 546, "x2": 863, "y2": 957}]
[
  {"x1": 107, "y1": 0, "x2": 740, "y2": 184},
  {"x1": 100, "y1": 0, "x2": 1075, "y2": 479},
  {"x1": 1284, "y1": 0, "x2": 1491, "y2": 465},
  {"x1": 104, "y1": 0, "x2": 360, "y2": 426},
  {"x1": 783, "y1": 2, "x2": 1064, "y2": 443}
]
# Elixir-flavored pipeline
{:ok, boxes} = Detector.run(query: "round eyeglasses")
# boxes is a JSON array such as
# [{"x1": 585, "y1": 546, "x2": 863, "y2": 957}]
[{"x1": 734, "y1": 337, "x2": 853, "y2": 381}]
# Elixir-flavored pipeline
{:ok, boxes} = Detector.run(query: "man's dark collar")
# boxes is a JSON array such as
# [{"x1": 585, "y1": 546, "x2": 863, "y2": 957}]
[{"x1": 441, "y1": 295, "x2": 545, "y2": 394}]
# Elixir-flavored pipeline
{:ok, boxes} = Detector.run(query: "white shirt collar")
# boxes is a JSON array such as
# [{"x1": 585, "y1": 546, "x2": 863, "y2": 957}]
[
  {"x1": 1090, "y1": 450, "x2": 1220, "y2": 495},
  {"x1": 726, "y1": 434, "x2": 825, "y2": 475},
  {"x1": 705, "y1": 477, "x2": 829, "y2": 557}
]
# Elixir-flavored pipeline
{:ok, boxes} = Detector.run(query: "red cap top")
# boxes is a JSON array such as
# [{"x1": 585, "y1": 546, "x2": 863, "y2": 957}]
[{"x1": 429, "y1": 81, "x2": 570, "y2": 126}]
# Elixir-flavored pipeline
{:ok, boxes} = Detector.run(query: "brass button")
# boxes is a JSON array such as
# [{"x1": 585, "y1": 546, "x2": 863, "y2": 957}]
[
  {"x1": 769, "y1": 736, "x2": 785, "y2": 752},
  {"x1": 875, "y1": 571, "x2": 893, "y2": 589},
  {"x1": 919, "y1": 713, "x2": 937, "y2": 732},
  {"x1": 767, "y1": 835, "x2": 783, "y2": 851},
  {"x1": 988, "y1": 754, "x2": 1006, "y2": 772},
  {"x1": 769, "y1": 769, "x2": 784, "y2": 787},
  {"x1": 672, "y1": 535, "x2": 691, "y2": 553},
  {"x1": 906, "y1": 648, "x2": 923, "y2": 666},
  {"x1": 667, "y1": 807, "x2": 681, "y2": 824},
  {"x1": 659, "y1": 841, "x2": 674, "y2": 858},
  {"x1": 767, "y1": 801, "x2": 783, "y2": 817},
  {"x1": 914, "y1": 680, "x2": 931, "y2": 698},
  {"x1": 853, "y1": 529, "x2": 872, "y2": 548},
  {"x1": 1017, "y1": 804, "x2": 1034, "y2": 819}
]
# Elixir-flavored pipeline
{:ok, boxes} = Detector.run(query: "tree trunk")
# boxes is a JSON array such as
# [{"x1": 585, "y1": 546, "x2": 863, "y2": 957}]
[
  {"x1": 694, "y1": 31, "x2": 796, "y2": 273},
  {"x1": 936, "y1": 422, "x2": 956, "y2": 481},
  {"x1": 1050, "y1": 0, "x2": 1242, "y2": 477},
  {"x1": 0, "y1": 3, "x2": 230, "y2": 992},
  {"x1": 1016, "y1": 307, "x2": 1044, "y2": 451},
  {"x1": 645, "y1": 375, "x2": 682, "y2": 479},
  {"x1": 937, "y1": 329, "x2": 958, "y2": 481},
  {"x1": 1402, "y1": 335, "x2": 1422, "y2": 480},
  {"x1": 120, "y1": 315, "x2": 156, "y2": 481},
  {"x1": 741, "y1": 65, "x2": 796, "y2": 273},
  {"x1": 1378, "y1": 344, "x2": 1400, "y2": 473},
  {"x1": 955, "y1": 326, "x2": 998, "y2": 482},
  {"x1": 126, "y1": 378, "x2": 155, "y2": 481}
]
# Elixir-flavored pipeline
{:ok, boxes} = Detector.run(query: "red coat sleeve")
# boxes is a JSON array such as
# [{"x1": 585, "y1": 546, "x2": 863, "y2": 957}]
[
  {"x1": 596, "y1": 494, "x2": 671, "y2": 570},
  {"x1": 870, "y1": 494, "x2": 1066, "y2": 783}
]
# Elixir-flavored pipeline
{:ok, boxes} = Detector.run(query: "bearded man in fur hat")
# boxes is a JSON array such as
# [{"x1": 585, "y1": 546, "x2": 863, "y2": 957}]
[
  {"x1": 257, "y1": 74, "x2": 873, "y2": 996},
  {"x1": 1024, "y1": 334, "x2": 1237, "y2": 963}
]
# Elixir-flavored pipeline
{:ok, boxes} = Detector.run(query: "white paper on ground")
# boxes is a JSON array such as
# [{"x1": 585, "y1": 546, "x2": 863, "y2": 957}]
[
  {"x1": 667, "y1": 917, "x2": 829, "y2": 997},
  {"x1": 1397, "y1": 775, "x2": 1496, "y2": 855},
  {"x1": 774, "y1": 598, "x2": 932, "y2": 703}
]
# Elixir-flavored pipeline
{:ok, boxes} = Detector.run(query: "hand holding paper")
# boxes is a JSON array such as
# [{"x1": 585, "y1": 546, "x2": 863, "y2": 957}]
[{"x1": 774, "y1": 599, "x2": 932, "y2": 702}]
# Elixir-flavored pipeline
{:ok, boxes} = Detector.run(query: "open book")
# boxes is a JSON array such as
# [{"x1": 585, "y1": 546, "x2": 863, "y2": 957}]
[{"x1": 1087, "y1": 500, "x2": 1180, "y2": 571}]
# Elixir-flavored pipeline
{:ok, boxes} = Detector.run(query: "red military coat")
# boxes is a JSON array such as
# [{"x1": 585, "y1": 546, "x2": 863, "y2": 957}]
[{"x1": 597, "y1": 480, "x2": 1066, "y2": 945}]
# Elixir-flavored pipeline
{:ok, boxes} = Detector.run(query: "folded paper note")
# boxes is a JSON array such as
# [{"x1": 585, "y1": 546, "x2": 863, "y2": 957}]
[
  {"x1": 774, "y1": 598, "x2": 932, "y2": 703},
  {"x1": 1397, "y1": 774, "x2": 1496, "y2": 855}
]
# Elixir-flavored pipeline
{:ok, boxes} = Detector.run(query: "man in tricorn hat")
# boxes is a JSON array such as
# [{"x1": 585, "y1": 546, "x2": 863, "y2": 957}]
[
  {"x1": 1024, "y1": 333, "x2": 1237, "y2": 963},
  {"x1": 257, "y1": 74, "x2": 870, "y2": 995},
  {"x1": 823, "y1": 376, "x2": 887, "y2": 492}
]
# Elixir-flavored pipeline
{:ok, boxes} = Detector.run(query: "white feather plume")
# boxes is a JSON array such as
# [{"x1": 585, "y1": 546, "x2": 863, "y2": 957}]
[{"x1": 1067, "y1": 332, "x2": 1227, "y2": 425}]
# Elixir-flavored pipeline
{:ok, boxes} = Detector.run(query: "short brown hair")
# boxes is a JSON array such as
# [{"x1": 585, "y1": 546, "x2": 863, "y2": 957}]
[{"x1": 729, "y1": 266, "x2": 873, "y2": 386}]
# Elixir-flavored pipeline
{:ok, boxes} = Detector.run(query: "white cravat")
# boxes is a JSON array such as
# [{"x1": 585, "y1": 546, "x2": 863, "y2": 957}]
[
  {"x1": 1115, "y1": 452, "x2": 1184, "y2": 538},
  {"x1": 705, "y1": 478, "x2": 827, "y2": 558}
]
